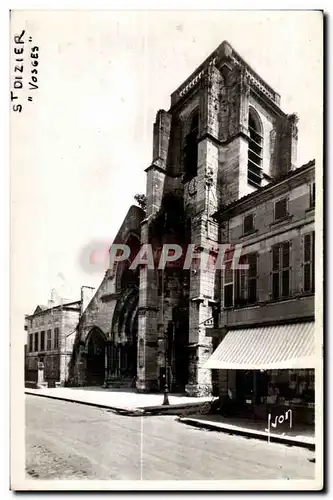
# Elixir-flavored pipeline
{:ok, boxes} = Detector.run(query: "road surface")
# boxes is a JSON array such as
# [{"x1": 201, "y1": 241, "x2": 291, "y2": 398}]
[{"x1": 26, "y1": 395, "x2": 315, "y2": 481}]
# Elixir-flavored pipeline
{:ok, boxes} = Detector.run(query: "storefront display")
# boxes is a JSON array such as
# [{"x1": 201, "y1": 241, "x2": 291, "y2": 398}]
[{"x1": 235, "y1": 369, "x2": 315, "y2": 425}]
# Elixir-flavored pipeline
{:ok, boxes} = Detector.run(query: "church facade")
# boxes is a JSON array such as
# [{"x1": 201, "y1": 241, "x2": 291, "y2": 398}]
[{"x1": 69, "y1": 40, "x2": 316, "y2": 400}]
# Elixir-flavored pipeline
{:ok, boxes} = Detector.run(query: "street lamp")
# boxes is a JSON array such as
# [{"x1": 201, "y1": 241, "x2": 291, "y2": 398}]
[
  {"x1": 162, "y1": 331, "x2": 170, "y2": 405},
  {"x1": 160, "y1": 260, "x2": 170, "y2": 406}
]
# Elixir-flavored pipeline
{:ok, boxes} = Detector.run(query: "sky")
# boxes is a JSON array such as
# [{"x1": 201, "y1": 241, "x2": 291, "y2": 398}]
[{"x1": 10, "y1": 10, "x2": 323, "y2": 319}]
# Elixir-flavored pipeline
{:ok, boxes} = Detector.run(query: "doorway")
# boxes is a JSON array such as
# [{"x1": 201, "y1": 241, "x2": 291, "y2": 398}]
[{"x1": 86, "y1": 328, "x2": 105, "y2": 386}]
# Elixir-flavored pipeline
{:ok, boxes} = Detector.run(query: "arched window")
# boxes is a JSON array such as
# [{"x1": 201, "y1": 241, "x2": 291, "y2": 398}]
[
  {"x1": 183, "y1": 111, "x2": 199, "y2": 181},
  {"x1": 248, "y1": 109, "x2": 263, "y2": 188}
]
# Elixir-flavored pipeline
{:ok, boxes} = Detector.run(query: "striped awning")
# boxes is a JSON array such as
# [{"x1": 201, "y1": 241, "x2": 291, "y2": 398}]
[{"x1": 204, "y1": 322, "x2": 316, "y2": 370}]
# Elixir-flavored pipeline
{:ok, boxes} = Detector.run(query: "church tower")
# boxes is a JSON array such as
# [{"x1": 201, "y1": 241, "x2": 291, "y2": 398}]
[{"x1": 137, "y1": 41, "x2": 298, "y2": 395}]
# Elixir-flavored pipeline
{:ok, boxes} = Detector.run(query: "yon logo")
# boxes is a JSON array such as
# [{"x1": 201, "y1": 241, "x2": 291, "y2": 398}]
[{"x1": 265, "y1": 409, "x2": 292, "y2": 443}]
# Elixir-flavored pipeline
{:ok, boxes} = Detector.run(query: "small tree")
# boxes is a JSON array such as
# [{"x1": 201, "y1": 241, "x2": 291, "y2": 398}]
[{"x1": 134, "y1": 193, "x2": 147, "y2": 211}]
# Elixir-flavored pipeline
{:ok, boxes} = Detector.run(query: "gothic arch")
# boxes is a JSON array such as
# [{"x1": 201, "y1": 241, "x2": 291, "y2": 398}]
[
  {"x1": 85, "y1": 327, "x2": 107, "y2": 386},
  {"x1": 183, "y1": 107, "x2": 200, "y2": 138},
  {"x1": 248, "y1": 106, "x2": 263, "y2": 135},
  {"x1": 86, "y1": 326, "x2": 107, "y2": 344},
  {"x1": 109, "y1": 287, "x2": 139, "y2": 380},
  {"x1": 248, "y1": 106, "x2": 264, "y2": 188},
  {"x1": 111, "y1": 287, "x2": 138, "y2": 339},
  {"x1": 114, "y1": 233, "x2": 140, "y2": 294}
]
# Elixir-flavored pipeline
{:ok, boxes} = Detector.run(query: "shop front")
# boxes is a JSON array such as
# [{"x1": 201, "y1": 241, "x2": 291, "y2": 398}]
[
  {"x1": 234, "y1": 368, "x2": 315, "y2": 425},
  {"x1": 205, "y1": 322, "x2": 316, "y2": 426}
]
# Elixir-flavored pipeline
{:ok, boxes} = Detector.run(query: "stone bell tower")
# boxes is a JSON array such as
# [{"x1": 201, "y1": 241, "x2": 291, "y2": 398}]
[{"x1": 137, "y1": 41, "x2": 298, "y2": 396}]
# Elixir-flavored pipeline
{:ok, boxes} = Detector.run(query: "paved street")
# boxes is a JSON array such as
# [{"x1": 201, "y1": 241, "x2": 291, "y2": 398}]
[{"x1": 26, "y1": 395, "x2": 315, "y2": 481}]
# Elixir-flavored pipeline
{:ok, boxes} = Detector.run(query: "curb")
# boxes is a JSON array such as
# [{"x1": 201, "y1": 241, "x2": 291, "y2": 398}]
[
  {"x1": 25, "y1": 391, "x2": 206, "y2": 417},
  {"x1": 179, "y1": 417, "x2": 315, "y2": 451},
  {"x1": 25, "y1": 391, "x2": 144, "y2": 417}
]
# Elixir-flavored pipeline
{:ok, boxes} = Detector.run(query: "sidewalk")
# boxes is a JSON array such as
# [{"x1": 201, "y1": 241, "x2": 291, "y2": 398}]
[
  {"x1": 179, "y1": 414, "x2": 315, "y2": 450},
  {"x1": 25, "y1": 386, "x2": 213, "y2": 415}
]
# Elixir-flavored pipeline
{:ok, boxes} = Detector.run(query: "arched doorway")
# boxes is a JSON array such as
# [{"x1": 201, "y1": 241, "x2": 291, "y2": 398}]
[
  {"x1": 167, "y1": 305, "x2": 189, "y2": 393},
  {"x1": 110, "y1": 291, "x2": 138, "y2": 381},
  {"x1": 109, "y1": 237, "x2": 140, "y2": 383},
  {"x1": 86, "y1": 328, "x2": 105, "y2": 386}
]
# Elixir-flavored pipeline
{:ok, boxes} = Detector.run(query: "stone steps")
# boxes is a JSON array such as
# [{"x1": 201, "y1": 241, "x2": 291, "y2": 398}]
[{"x1": 104, "y1": 377, "x2": 134, "y2": 389}]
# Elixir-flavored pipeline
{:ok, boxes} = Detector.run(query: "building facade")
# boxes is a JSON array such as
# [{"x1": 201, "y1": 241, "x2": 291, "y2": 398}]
[
  {"x1": 136, "y1": 40, "x2": 301, "y2": 396},
  {"x1": 68, "y1": 40, "x2": 317, "y2": 404},
  {"x1": 25, "y1": 300, "x2": 81, "y2": 387},
  {"x1": 205, "y1": 160, "x2": 315, "y2": 423}
]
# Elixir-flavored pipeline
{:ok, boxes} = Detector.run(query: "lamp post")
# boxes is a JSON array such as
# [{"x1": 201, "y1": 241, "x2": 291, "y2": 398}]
[
  {"x1": 161, "y1": 261, "x2": 170, "y2": 405},
  {"x1": 163, "y1": 330, "x2": 170, "y2": 405}
]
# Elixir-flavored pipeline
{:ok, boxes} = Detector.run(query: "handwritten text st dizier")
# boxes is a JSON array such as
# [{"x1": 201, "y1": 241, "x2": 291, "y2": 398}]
[{"x1": 11, "y1": 29, "x2": 39, "y2": 112}]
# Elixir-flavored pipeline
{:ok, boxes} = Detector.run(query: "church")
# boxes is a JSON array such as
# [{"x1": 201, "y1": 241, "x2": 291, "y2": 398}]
[{"x1": 69, "y1": 40, "x2": 316, "y2": 422}]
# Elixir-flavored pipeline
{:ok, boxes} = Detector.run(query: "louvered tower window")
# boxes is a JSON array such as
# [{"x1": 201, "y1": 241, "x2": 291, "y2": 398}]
[
  {"x1": 248, "y1": 109, "x2": 263, "y2": 188},
  {"x1": 183, "y1": 111, "x2": 199, "y2": 181}
]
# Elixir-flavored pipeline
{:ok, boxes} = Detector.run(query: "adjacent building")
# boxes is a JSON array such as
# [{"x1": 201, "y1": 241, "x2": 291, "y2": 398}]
[
  {"x1": 25, "y1": 299, "x2": 81, "y2": 387},
  {"x1": 205, "y1": 159, "x2": 316, "y2": 424}
]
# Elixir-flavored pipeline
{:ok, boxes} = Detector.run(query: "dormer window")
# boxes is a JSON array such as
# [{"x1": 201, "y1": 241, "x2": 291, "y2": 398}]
[
  {"x1": 248, "y1": 109, "x2": 263, "y2": 188},
  {"x1": 183, "y1": 111, "x2": 199, "y2": 182}
]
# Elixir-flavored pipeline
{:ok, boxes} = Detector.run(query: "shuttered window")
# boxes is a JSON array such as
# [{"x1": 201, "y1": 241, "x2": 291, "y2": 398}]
[
  {"x1": 271, "y1": 242, "x2": 290, "y2": 300},
  {"x1": 224, "y1": 260, "x2": 234, "y2": 308},
  {"x1": 235, "y1": 253, "x2": 257, "y2": 307},
  {"x1": 310, "y1": 183, "x2": 315, "y2": 208},
  {"x1": 303, "y1": 232, "x2": 315, "y2": 293},
  {"x1": 54, "y1": 328, "x2": 59, "y2": 349},
  {"x1": 40, "y1": 331, "x2": 45, "y2": 351},
  {"x1": 29, "y1": 334, "x2": 33, "y2": 352},
  {"x1": 47, "y1": 329, "x2": 52, "y2": 350},
  {"x1": 34, "y1": 332, "x2": 39, "y2": 352}
]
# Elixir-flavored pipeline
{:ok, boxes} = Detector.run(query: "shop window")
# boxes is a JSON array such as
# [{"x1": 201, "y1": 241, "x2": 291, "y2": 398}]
[
  {"x1": 274, "y1": 197, "x2": 288, "y2": 221},
  {"x1": 271, "y1": 242, "x2": 290, "y2": 300},
  {"x1": 247, "y1": 109, "x2": 263, "y2": 188},
  {"x1": 54, "y1": 327, "x2": 59, "y2": 349},
  {"x1": 47, "y1": 329, "x2": 52, "y2": 350},
  {"x1": 235, "y1": 253, "x2": 258, "y2": 307},
  {"x1": 28, "y1": 334, "x2": 33, "y2": 352},
  {"x1": 183, "y1": 111, "x2": 199, "y2": 182},
  {"x1": 33, "y1": 332, "x2": 39, "y2": 352},
  {"x1": 303, "y1": 232, "x2": 315, "y2": 293},
  {"x1": 243, "y1": 214, "x2": 254, "y2": 235},
  {"x1": 264, "y1": 369, "x2": 315, "y2": 404},
  {"x1": 40, "y1": 331, "x2": 45, "y2": 351}
]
